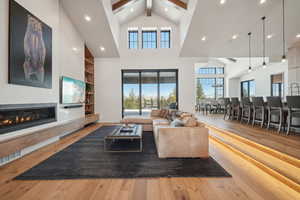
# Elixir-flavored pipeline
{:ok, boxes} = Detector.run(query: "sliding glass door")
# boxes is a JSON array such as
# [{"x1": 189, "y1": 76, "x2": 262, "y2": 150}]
[
  {"x1": 122, "y1": 72, "x2": 140, "y2": 116},
  {"x1": 122, "y1": 70, "x2": 178, "y2": 117},
  {"x1": 141, "y1": 72, "x2": 158, "y2": 116}
]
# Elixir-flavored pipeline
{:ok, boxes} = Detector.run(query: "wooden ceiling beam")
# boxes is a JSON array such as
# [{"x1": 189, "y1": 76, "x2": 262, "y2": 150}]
[
  {"x1": 146, "y1": 0, "x2": 152, "y2": 16},
  {"x1": 167, "y1": 0, "x2": 187, "y2": 10},
  {"x1": 112, "y1": 0, "x2": 134, "y2": 11}
]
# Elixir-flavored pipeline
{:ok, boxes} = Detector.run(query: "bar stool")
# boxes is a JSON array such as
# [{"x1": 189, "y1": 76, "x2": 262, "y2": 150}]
[
  {"x1": 266, "y1": 96, "x2": 286, "y2": 133},
  {"x1": 252, "y1": 97, "x2": 266, "y2": 128},
  {"x1": 230, "y1": 97, "x2": 240, "y2": 120},
  {"x1": 286, "y1": 96, "x2": 300, "y2": 135},
  {"x1": 219, "y1": 98, "x2": 231, "y2": 119},
  {"x1": 240, "y1": 97, "x2": 252, "y2": 124}
]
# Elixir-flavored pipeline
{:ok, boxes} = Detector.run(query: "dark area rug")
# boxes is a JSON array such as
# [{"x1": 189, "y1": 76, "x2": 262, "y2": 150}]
[{"x1": 15, "y1": 126, "x2": 231, "y2": 180}]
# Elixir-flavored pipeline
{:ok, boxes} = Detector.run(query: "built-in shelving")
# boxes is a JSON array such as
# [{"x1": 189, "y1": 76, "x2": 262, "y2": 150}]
[{"x1": 85, "y1": 46, "x2": 95, "y2": 115}]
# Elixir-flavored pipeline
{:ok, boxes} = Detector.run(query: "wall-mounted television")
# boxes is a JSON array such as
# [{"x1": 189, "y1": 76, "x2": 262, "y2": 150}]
[{"x1": 60, "y1": 76, "x2": 85, "y2": 104}]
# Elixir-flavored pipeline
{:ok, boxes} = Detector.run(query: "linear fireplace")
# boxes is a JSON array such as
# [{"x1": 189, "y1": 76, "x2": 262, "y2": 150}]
[{"x1": 0, "y1": 103, "x2": 57, "y2": 135}]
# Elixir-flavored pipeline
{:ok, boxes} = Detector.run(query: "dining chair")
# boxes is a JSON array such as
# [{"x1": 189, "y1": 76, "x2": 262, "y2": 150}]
[
  {"x1": 240, "y1": 97, "x2": 252, "y2": 124},
  {"x1": 252, "y1": 97, "x2": 266, "y2": 128},
  {"x1": 286, "y1": 96, "x2": 300, "y2": 135},
  {"x1": 266, "y1": 96, "x2": 286, "y2": 133},
  {"x1": 230, "y1": 97, "x2": 240, "y2": 120}
]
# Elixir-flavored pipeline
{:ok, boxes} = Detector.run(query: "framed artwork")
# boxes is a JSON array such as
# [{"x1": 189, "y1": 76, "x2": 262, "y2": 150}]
[{"x1": 9, "y1": 0, "x2": 52, "y2": 89}]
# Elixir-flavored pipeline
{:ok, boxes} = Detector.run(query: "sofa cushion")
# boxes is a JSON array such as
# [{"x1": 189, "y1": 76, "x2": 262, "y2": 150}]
[
  {"x1": 121, "y1": 116, "x2": 153, "y2": 124},
  {"x1": 150, "y1": 109, "x2": 161, "y2": 118},
  {"x1": 170, "y1": 119, "x2": 184, "y2": 127},
  {"x1": 159, "y1": 109, "x2": 169, "y2": 118}
]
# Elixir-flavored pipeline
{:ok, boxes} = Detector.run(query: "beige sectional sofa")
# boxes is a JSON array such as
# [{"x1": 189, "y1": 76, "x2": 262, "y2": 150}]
[{"x1": 121, "y1": 109, "x2": 209, "y2": 158}]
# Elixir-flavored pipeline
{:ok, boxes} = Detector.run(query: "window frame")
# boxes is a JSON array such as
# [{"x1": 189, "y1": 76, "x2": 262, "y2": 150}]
[
  {"x1": 197, "y1": 67, "x2": 225, "y2": 75},
  {"x1": 121, "y1": 69, "x2": 178, "y2": 117},
  {"x1": 241, "y1": 80, "x2": 255, "y2": 98},
  {"x1": 160, "y1": 30, "x2": 171, "y2": 48},
  {"x1": 128, "y1": 30, "x2": 139, "y2": 49},
  {"x1": 270, "y1": 73, "x2": 284, "y2": 97},
  {"x1": 142, "y1": 30, "x2": 157, "y2": 49},
  {"x1": 196, "y1": 77, "x2": 225, "y2": 100}
]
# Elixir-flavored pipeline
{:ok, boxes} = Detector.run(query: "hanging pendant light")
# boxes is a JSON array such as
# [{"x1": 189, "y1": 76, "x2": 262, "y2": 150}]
[
  {"x1": 281, "y1": 0, "x2": 286, "y2": 63},
  {"x1": 262, "y1": 16, "x2": 267, "y2": 68},
  {"x1": 248, "y1": 32, "x2": 252, "y2": 73}
]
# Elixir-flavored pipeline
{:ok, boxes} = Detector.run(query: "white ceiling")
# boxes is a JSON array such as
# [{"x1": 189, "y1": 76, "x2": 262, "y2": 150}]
[
  {"x1": 180, "y1": 0, "x2": 300, "y2": 59},
  {"x1": 113, "y1": 0, "x2": 188, "y2": 24},
  {"x1": 61, "y1": 0, "x2": 119, "y2": 58}
]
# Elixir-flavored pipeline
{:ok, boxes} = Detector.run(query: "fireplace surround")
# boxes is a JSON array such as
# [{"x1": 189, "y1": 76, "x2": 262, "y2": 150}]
[{"x1": 0, "y1": 103, "x2": 57, "y2": 135}]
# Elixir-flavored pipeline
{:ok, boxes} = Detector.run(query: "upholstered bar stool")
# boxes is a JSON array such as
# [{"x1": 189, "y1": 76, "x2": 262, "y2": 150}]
[
  {"x1": 286, "y1": 96, "x2": 300, "y2": 135},
  {"x1": 266, "y1": 96, "x2": 286, "y2": 133},
  {"x1": 219, "y1": 98, "x2": 231, "y2": 119},
  {"x1": 240, "y1": 97, "x2": 252, "y2": 124},
  {"x1": 230, "y1": 97, "x2": 240, "y2": 120},
  {"x1": 252, "y1": 97, "x2": 266, "y2": 128}
]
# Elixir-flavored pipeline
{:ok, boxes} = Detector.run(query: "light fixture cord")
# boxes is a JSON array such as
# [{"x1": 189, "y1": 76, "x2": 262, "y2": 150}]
[
  {"x1": 262, "y1": 17, "x2": 266, "y2": 63},
  {"x1": 282, "y1": 0, "x2": 285, "y2": 56},
  {"x1": 249, "y1": 32, "x2": 252, "y2": 68}
]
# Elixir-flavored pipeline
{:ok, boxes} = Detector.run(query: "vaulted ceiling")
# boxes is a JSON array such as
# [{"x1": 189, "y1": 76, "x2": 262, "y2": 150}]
[
  {"x1": 61, "y1": 0, "x2": 300, "y2": 59},
  {"x1": 111, "y1": 0, "x2": 188, "y2": 24}
]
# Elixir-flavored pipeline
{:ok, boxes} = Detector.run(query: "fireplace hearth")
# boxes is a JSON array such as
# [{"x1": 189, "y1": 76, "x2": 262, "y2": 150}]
[{"x1": 0, "y1": 103, "x2": 57, "y2": 135}]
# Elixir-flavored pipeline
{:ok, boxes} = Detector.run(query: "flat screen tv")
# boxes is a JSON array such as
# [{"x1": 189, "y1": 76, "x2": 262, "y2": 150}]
[{"x1": 60, "y1": 76, "x2": 85, "y2": 104}]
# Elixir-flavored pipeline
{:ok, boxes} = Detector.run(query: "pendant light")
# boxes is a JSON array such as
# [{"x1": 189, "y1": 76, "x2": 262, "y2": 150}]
[
  {"x1": 248, "y1": 32, "x2": 252, "y2": 73},
  {"x1": 262, "y1": 16, "x2": 267, "y2": 68},
  {"x1": 281, "y1": 0, "x2": 286, "y2": 63}
]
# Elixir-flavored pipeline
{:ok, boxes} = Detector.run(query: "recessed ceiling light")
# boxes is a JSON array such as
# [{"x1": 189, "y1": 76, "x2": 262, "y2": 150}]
[
  {"x1": 164, "y1": 7, "x2": 168, "y2": 12},
  {"x1": 296, "y1": 34, "x2": 300, "y2": 38},
  {"x1": 220, "y1": 0, "x2": 226, "y2": 5},
  {"x1": 260, "y1": 0, "x2": 266, "y2": 4},
  {"x1": 130, "y1": 8, "x2": 134, "y2": 12},
  {"x1": 267, "y1": 34, "x2": 273, "y2": 39},
  {"x1": 201, "y1": 36, "x2": 206, "y2": 41},
  {"x1": 232, "y1": 34, "x2": 238, "y2": 40},
  {"x1": 84, "y1": 15, "x2": 91, "y2": 22},
  {"x1": 100, "y1": 46, "x2": 105, "y2": 52}
]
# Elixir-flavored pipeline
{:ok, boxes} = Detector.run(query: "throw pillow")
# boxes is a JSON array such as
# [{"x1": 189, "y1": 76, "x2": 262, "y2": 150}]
[
  {"x1": 182, "y1": 117, "x2": 198, "y2": 127},
  {"x1": 170, "y1": 119, "x2": 184, "y2": 127}
]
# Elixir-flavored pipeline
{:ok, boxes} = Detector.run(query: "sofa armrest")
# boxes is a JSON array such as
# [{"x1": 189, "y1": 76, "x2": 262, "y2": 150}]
[{"x1": 156, "y1": 126, "x2": 209, "y2": 158}]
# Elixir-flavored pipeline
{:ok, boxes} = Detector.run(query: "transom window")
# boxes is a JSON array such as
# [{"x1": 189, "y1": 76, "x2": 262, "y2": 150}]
[
  {"x1": 197, "y1": 67, "x2": 224, "y2": 75},
  {"x1": 142, "y1": 31, "x2": 157, "y2": 49},
  {"x1": 128, "y1": 30, "x2": 138, "y2": 49},
  {"x1": 160, "y1": 30, "x2": 170, "y2": 48}
]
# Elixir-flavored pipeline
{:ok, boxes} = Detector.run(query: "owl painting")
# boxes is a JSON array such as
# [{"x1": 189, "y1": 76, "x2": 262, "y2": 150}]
[{"x1": 9, "y1": 0, "x2": 52, "y2": 88}]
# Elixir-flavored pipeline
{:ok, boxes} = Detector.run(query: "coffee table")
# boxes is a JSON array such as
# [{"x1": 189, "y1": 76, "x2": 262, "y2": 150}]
[{"x1": 104, "y1": 125, "x2": 143, "y2": 152}]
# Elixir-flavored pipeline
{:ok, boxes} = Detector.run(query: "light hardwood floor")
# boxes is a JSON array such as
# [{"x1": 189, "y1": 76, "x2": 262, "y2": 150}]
[{"x1": 0, "y1": 123, "x2": 299, "y2": 200}]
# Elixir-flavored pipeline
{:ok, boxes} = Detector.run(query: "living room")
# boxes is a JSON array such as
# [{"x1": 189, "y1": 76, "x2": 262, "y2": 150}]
[{"x1": 1, "y1": 0, "x2": 300, "y2": 200}]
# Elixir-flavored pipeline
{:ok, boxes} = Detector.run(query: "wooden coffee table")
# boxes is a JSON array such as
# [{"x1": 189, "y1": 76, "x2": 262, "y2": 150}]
[{"x1": 104, "y1": 125, "x2": 143, "y2": 152}]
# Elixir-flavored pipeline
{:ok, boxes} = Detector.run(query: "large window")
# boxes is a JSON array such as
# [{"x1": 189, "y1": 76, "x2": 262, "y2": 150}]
[
  {"x1": 122, "y1": 70, "x2": 178, "y2": 117},
  {"x1": 271, "y1": 73, "x2": 284, "y2": 97},
  {"x1": 241, "y1": 80, "x2": 255, "y2": 98},
  {"x1": 142, "y1": 31, "x2": 157, "y2": 49},
  {"x1": 160, "y1": 30, "x2": 170, "y2": 48},
  {"x1": 128, "y1": 30, "x2": 138, "y2": 49},
  {"x1": 196, "y1": 78, "x2": 224, "y2": 100}
]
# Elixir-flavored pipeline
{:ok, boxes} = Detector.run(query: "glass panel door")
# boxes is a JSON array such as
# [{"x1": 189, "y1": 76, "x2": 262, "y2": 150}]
[
  {"x1": 159, "y1": 71, "x2": 177, "y2": 109},
  {"x1": 141, "y1": 72, "x2": 158, "y2": 116},
  {"x1": 123, "y1": 72, "x2": 140, "y2": 116}
]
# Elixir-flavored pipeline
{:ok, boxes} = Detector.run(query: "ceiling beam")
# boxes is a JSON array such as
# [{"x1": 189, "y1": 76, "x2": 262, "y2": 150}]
[
  {"x1": 167, "y1": 0, "x2": 187, "y2": 10},
  {"x1": 112, "y1": 0, "x2": 134, "y2": 11},
  {"x1": 146, "y1": 0, "x2": 152, "y2": 16}
]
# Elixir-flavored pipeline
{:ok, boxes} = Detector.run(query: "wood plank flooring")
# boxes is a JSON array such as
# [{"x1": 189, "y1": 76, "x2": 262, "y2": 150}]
[
  {"x1": 0, "y1": 123, "x2": 299, "y2": 200},
  {"x1": 197, "y1": 114, "x2": 300, "y2": 159}
]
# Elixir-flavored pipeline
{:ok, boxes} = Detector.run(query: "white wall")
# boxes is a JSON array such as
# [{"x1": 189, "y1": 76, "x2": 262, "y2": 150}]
[
  {"x1": 95, "y1": 15, "x2": 205, "y2": 122},
  {"x1": 238, "y1": 63, "x2": 288, "y2": 98},
  {"x1": 0, "y1": 0, "x2": 85, "y2": 141}
]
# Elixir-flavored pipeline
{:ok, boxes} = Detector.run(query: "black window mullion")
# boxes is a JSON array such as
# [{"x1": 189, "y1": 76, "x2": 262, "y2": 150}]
[
  {"x1": 139, "y1": 72, "x2": 142, "y2": 115},
  {"x1": 157, "y1": 71, "x2": 160, "y2": 109}
]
